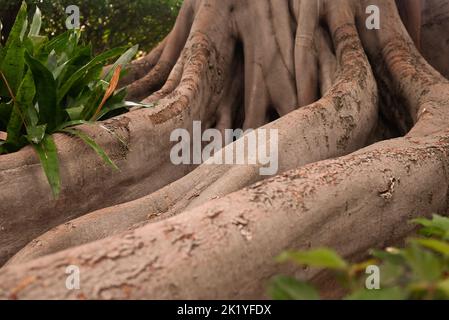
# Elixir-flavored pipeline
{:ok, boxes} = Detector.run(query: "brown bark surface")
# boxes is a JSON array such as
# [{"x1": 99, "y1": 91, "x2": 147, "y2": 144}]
[{"x1": 1, "y1": 0, "x2": 449, "y2": 299}]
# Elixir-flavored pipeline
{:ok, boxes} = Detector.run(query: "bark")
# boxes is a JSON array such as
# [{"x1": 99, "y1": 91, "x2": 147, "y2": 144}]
[
  {"x1": 421, "y1": 0, "x2": 449, "y2": 79},
  {"x1": 2, "y1": 133, "x2": 449, "y2": 299},
  {"x1": 396, "y1": 0, "x2": 422, "y2": 51},
  {"x1": 0, "y1": 0, "x2": 232, "y2": 267},
  {"x1": 7, "y1": 15, "x2": 379, "y2": 264},
  {"x1": 1, "y1": 0, "x2": 449, "y2": 299},
  {"x1": 0, "y1": 24, "x2": 224, "y2": 265},
  {"x1": 0, "y1": 99, "x2": 195, "y2": 265}
]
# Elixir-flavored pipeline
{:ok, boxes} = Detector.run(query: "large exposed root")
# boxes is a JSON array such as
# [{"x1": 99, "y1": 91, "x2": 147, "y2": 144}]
[
  {"x1": 2, "y1": 0, "x2": 449, "y2": 299},
  {"x1": 125, "y1": 0, "x2": 199, "y2": 101},
  {"x1": 396, "y1": 0, "x2": 422, "y2": 51},
  {"x1": 0, "y1": 0, "x2": 235, "y2": 266},
  {"x1": 6, "y1": 0, "x2": 448, "y2": 267},
  {"x1": 2, "y1": 133, "x2": 449, "y2": 299},
  {"x1": 421, "y1": 0, "x2": 449, "y2": 79},
  {"x1": 7, "y1": 0, "x2": 381, "y2": 264}
]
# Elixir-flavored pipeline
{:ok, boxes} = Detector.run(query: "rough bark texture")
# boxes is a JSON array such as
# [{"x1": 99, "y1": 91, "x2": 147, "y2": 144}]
[{"x1": 1, "y1": 0, "x2": 449, "y2": 299}]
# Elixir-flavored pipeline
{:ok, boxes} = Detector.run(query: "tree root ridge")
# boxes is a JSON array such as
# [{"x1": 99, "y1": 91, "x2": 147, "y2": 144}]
[{"x1": 2, "y1": 0, "x2": 449, "y2": 299}]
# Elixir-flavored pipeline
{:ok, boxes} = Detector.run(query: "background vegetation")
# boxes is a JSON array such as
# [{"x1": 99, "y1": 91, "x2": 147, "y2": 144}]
[
  {"x1": 270, "y1": 215, "x2": 449, "y2": 300},
  {"x1": 1, "y1": 0, "x2": 182, "y2": 53}
]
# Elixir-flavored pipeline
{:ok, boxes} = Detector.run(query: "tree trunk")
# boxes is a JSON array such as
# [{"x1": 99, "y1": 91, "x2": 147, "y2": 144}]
[{"x1": 1, "y1": 0, "x2": 449, "y2": 299}]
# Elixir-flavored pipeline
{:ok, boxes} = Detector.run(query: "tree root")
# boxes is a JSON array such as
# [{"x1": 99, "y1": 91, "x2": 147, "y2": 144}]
[
  {"x1": 0, "y1": 0, "x2": 232, "y2": 266},
  {"x1": 2, "y1": 133, "x2": 449, "y2": 299},
  {"x1": 2, "y1": 0, "x2": 449, "y2": 299},
  {"x1": 7, "y1": 2, "x2": 380, "y2": 264}
]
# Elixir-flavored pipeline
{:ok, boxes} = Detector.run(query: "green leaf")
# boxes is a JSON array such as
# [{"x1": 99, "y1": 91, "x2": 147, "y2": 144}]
[
  {"x1": 277, "y1": 248, "x2": 348, "y2": 270},
  {"x1": 403, "y1": 244, "x2": 443, "y2": 282},
  {"x1": 33, "y1": 134, "x2": 60, "y2": 197},
  {"x1": 0, "y1": 1, "x2": 27, "y2": 96},
  {"x1": 64, "y1": 89, "x2": 94, "y2": 120},
  {"x1": 5, "y1": 103, "x2": 25, "y2": 150},
  {"x1": 25, "y1": 51, "x2": 60, "y2": 131},
  {"x1": 66, "y1": 106, "x2": 85, "y2": 121},
  {"x1": 413, "y1": 238, "x2": 449, "y2": 256},
  {"x1": 345, "y1": 287, "x2": 406, "y2": 300},
  {"x1": 104, "y1": 45, "x2": 139, "y2": 82},
  {"x1": 269, "y1": 276, "x2": 320, "y2": 300},
  {"x1": 79, "y1": 81, "x2": 106, "y2": 120},
  {"x1": 378, "y1": 261, "x2": 405, "y2": 287},
  {"x1": 46, "y1": 49, "x2": 58, "y2": 70},
  {"x1": 26, "y1": 124, "x2": 46, "y2": 144},
  {"x1": 28, "y1": 6, "x2": 42, "y2": 37},
  {"x1": 52, "y1": 49, "x2": 89, "y2": 87},
  {"x1": 95, "y1": 100, "x2": 136, "y2": 121},
  {"x1": 28, "y1": 35, "x2": 48, "y2": 54},
  {"x1": 58, "y1": 47, "x2": 126, "y2": 103},
  {"x1": 65, "y1": 29, "x2": 82, "y2": 56},
  {"x1": 16, "y1": 70, "x2": 36, "y2": 107},
  {"x1": 90, "y1": 85, "x2": 127, "y2": 121},
  {"x1": 413, "y1": 215, "x2": 449, "y2": 238},
  {"x1": 65, "y1": 64, "x2": 103, "y2": 104},
  {"x1": 55, "y1": 120, "x2": 93, "y2": 132},
  {"x1": 44, "y1": 31, "x2": 70, "y2": 55},
  {"x1": 5, "y1": 71, "x2": 35, "y2": 149},
  {"x1": 371, "y1": 248, "x2": 405, "y2": 265},
  {"x1": 62, "y1": 128, "x2": 118, "y2": 171},
  {"x1": 437, "y1": 278, "x2": 449, "y2": 297},
  {"x1": 17, "y1": 71, "x2": 38, "y2": 127},
  {"x1": 51, "y1": 59, "x2": 70, "y2": 80},
  {"x1": 424, "y1": 215, "x2": 449, "y2": 229}
]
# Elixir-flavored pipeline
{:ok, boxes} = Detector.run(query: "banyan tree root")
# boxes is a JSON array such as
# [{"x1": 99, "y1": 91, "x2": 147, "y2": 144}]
[
  {"x1": 10, "y1": 0, "x2": 449, "y2": 266},
  {"x1": 0, "y1": 0, "x2": 233, "y2": 265},
  {"x1": 2, "y1": 133, "x2": 449, "y2": 299},
  {"x1": 2, "y1": 0, "x2": 449, "y2": 299},
  {"x1": 0, "y1": 0, "x2": 345, "y2": 265},
  {"x1": 6, "y1": 0, "x2": 382, "y2": 264},
  {"x1": 5, "y1": 0, "x2": 448, "y2": 268},
  {"x1": 421, "y1": 0, "x2": 449, "y2": 79}
]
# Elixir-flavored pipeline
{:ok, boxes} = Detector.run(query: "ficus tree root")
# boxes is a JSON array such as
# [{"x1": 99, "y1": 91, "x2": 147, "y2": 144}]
[
  {"x1": 0, "y1": 1, "x2": 225, "y2": 265},
  {"x1": 1, "y1": 0, "x2": 449, "y2": 299},
  {"x1": 7, "y1": 13, "x2": 379, "y2": 264}
]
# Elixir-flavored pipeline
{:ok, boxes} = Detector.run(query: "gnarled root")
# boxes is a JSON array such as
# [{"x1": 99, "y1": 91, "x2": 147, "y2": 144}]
[
  {"x1": 7, "y1": 0, "x2": 380, "y2": 265},
  {"x1": 0, "y1": 0, "x2": 234, "y2": 266},
  {"x1": 2, "y1": 0, "x2": 449, "y2": 300}
]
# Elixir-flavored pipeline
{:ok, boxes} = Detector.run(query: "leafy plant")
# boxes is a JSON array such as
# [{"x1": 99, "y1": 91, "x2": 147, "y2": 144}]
[
  {"x1": 0, "y1": 2, "x2": 142, "y2": 197},
  {"x1": 269, "y1": 214, "x2": 449, "y2": 300}
]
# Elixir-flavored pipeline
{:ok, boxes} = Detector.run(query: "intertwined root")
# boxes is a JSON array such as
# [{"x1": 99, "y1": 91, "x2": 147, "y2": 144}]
[
  {"x1": 7, "y1": 0, "x2": 380, "y2": 265},
  {"x1": 2, "y1": 0, "x2": 449, "y2": 299}
]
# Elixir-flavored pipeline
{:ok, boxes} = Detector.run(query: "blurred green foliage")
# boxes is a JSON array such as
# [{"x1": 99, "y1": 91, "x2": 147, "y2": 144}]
[
  {"x1": 269, "y1": 214, "x2": 449, "y2": 300},
  {"x1": 1, "y1": 0, "x2": 182, "y2": 53}
]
